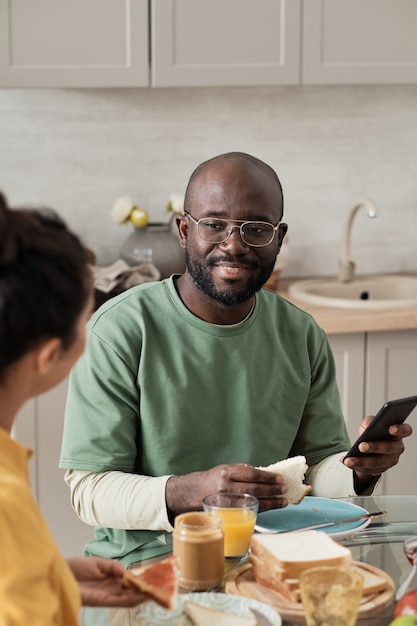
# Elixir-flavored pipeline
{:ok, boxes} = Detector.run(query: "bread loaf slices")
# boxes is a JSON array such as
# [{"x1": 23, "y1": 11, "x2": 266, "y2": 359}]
[
  {"x1": 249, "y1": 531, "x2": 387, "y2": 602},
  {"x1": 183, "y1": 601, "x2": 257, "y2": 626},
  {"x1": 249, "y1": 552, "x2": 298, "y2": 602},
  {"x1": 257, "y1": 455, "x2": 312, "y2": 504},
  {"x1": 250, "y1": 530, "x2": 352, "y2": 597}
]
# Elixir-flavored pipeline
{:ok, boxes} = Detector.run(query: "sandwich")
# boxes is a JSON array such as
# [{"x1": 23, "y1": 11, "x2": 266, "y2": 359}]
[
  {"x1": 122, "y1": 555, "x2": 179, "y2": 610},
  {"x1": 257, "y1": 455, "x2": 312, "y2": 504}
]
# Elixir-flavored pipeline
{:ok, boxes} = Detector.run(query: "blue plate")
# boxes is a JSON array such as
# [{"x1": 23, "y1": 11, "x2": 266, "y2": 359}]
[{"x1": 256, "y1": 497, "x2": 371, "y2": 540}]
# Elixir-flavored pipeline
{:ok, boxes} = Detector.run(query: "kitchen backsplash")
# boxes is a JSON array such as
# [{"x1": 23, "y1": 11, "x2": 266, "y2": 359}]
[{"x1": 1, "y1": 84, "x2": 416, "y2": 278}]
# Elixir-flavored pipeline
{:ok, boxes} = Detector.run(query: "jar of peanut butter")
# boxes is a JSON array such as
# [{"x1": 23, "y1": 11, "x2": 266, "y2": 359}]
[{"x1": 173, "y1": 512, "x2": 224, "y2": 591}]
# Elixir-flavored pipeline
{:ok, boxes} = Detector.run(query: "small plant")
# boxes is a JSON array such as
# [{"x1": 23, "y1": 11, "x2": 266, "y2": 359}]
[{"x1": 111, "y1": 193, "x2": 184, "y2": 228}]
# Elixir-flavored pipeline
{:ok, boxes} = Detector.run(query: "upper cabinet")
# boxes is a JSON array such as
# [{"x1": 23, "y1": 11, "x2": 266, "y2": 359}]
[
  {"x1": 0, "y1": 0, "x2": 149, "y2": 87},
  {"x1": 1, "y1": 0, "x2": 417, "y2": 88},
  {"x1": 303, "y1": 0, "x2": 417, "y2": 85},
  {"x1": 151, "y1": 0, "x2": 300, "y2": 87}
]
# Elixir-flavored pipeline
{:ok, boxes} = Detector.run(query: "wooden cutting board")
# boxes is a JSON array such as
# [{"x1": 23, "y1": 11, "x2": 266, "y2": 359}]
[{"x1": 225, "y1": 561, "x2": 395, "y2": 623}]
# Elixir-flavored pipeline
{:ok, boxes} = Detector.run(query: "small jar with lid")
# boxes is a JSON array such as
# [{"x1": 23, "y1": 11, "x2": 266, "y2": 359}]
[{"x1": 173, "y1": 511, "x2": 224, "y2": 591}]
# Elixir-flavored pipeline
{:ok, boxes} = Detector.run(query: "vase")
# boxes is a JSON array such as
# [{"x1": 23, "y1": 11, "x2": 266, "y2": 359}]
[{"x1": 120, "y1": 223, "x2": 185, "y2": 280}]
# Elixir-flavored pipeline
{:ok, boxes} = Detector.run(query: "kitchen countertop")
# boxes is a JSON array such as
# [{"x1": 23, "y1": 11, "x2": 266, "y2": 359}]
[{"x1": 277, "y1": 279, "x2": 417, "y2": 335}]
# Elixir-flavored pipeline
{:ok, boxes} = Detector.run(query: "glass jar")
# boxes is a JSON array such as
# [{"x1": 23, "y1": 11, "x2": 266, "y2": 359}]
[{"x1": 173, "y1": 512, "x2": 224, "y2": 591}]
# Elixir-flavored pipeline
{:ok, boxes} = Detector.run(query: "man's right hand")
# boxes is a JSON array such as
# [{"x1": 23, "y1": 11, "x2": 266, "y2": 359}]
[{"x1": 165, "y1": 463, "x2": 289, "y2": 520}]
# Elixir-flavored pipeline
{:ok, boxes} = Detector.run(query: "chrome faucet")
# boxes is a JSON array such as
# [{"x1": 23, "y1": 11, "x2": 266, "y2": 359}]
[{"x1": 338, "y1": 198, "x2": 379, "y2": 282}]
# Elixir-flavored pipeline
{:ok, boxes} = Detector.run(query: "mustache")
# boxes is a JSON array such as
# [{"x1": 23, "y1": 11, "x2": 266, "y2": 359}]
[{"x1": 207, "y1": 255, "x2": 258, "y2": 269}]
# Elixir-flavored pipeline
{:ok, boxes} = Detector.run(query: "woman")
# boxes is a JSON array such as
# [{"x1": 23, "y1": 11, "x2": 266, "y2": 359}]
[{"x1": 0, "y1": 192, "x2": 145, "y2": 624}]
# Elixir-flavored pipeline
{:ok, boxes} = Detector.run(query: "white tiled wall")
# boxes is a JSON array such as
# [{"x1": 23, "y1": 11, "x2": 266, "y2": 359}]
[{"x1": 1, "y1": 85, "x2": 416, "y2": 278}]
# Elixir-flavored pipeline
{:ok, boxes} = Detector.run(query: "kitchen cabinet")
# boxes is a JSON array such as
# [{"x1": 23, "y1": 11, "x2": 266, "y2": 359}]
[
  {"x1": 151, "y1": 0, "x2": 301, "y2": 87},
  {"x1": 303, "y1": 0, "x2": 417, "y2": 85},
  {"x1": 328, "y1": 330, "x2": 417, "y2": 496},
  {"x1": 2, "y1": 0, "x2": 416, "y2": 88},
  {"x1": 366, "y1": 331, "x2": 417, "y2": 496},
  {"x1": 0, "y1": 0, "x2": 300, "y2": 88},
  {"x1": 328, "y1": 333, "x2": 365, "y2": 445},
  {"x1": 0, "y1": 0, "x2": 149, "y2": 87},
  {"x1": 157, "y1": 0, "x2": 417, "y2": 87}
]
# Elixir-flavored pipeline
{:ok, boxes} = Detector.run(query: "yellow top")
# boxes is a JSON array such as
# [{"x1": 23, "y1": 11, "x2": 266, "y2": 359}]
[{"x1": 0, "y1": 427, "x2": 80, "y2": 626}]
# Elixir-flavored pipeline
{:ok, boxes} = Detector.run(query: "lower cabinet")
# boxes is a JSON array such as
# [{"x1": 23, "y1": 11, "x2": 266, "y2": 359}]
[
  {"x1": 328, "y1": 330, "x2": 417, "y2": 496},
  {"x1": 14, "y1": 379, "x2": 94, "y2": 558}
]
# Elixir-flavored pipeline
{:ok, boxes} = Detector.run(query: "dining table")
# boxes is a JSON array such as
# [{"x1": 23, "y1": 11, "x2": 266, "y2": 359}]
[{"x1": 80, "y1": 494, "x2": 417, "y2": 626}]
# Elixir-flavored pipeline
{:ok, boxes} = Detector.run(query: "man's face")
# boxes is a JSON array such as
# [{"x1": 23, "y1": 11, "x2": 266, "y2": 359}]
[{"x1": 181, "y1": 160, "x2": 286, "y2": 306}]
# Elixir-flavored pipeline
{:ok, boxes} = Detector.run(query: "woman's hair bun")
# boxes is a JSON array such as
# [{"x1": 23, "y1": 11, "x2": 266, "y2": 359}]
[{"x1": 0, "y1": 191, "x2": 70, "y2": 266}]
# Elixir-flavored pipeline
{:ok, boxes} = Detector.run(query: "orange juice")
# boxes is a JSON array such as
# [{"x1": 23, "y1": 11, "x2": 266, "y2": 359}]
[
  {"x1": 203, "y1": 493, "x2": 259, "y2": 558},
  {"x1": 215, "y1": 508, "x2": 256, "y2": 557}
]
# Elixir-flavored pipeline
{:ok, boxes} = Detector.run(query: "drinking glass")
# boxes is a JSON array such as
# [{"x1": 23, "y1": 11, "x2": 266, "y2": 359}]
[
  {"x1": 203, "y1": 493, "x2": 259, "y2": 558},
  {"x1": 299, "y1": 566, "x2": 364, "y2": 626},
  {"x1": 396, "y1": 536, "x2": 417, "y2": 599},
  {"x1": 404, "y1": 536, "x2": 417, "y2": 565}
]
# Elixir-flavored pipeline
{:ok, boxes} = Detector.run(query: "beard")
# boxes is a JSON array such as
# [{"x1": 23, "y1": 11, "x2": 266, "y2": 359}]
[{"x1": 185, "y1": 247, "x2": 276, "y2": 306}]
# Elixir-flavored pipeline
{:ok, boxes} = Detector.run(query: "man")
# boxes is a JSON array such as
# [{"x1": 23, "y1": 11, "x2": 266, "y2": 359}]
[{"x1": 60, "y1": 152, "x2": 411, "y2": 570}]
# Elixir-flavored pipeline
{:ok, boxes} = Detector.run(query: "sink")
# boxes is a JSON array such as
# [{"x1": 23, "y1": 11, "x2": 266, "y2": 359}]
[{"x1": 288, "y1": 275, "x2": 417, "y2": 310}]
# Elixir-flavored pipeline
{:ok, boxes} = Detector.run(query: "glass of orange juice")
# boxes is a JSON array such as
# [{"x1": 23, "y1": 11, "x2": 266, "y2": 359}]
[{"x1": 203, "y1": 493, "x2": 259, "y2": 558}]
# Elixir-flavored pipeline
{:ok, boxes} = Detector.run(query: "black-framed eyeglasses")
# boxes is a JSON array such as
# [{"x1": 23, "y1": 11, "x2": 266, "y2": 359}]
[{"x1": 184, "y1": 211, "x2": 281, "y2": 248}]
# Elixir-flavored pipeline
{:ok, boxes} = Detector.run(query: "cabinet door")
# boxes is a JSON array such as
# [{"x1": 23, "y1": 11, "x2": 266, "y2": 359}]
[
  {"x1": 365, "y1": 330, "x2": 417, "y2": 496},
  {"x1": 0, "y1": 0, "x2": 149, "y2": 87},
  {"x1": 36, "y1": 379, "x2": 94, "y2": 557},
  {"x1": 327, "y1": 333, "x2": 365, "y2": 444},
  {"x1": 14, "y1": 380, "x2": 94, "y2": 557},
  {"x1": 151, "y1": 0, "x2": 301, "y2": 87},
  {"x1": 303, "y1": 0, "x2": 417, "y2": 85}
]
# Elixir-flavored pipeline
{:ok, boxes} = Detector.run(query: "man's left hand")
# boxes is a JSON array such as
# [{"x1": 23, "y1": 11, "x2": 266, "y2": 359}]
[{"x1": 343, "y1": 415, "x2": 412, "y2": 492}]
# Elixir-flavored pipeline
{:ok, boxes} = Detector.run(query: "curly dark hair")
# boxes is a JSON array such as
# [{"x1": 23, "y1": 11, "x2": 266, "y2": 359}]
[{"x1": 0, "y1": 191, "x2": 92, "y2": 381}]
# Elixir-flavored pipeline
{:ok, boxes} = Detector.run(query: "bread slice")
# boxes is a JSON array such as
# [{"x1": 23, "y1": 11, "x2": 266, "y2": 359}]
[
  {"x1": 251, "y1": 530, "x2": 352, "y2": 582},
  {"x1": 353, "y1": 564, "x2": 388, "y2": 594},
  {"x1": 123, "y1": 555, "x2": 179, "y2": 610},
  {"x1": 183, "y1": 600, "x2": 257, "y2": 626},
  {"x1": 256, "y1": 455, "x2": 311, "y2": 504},
  {"x1": 249, "y1": 552, "x2": 297, "y2": 602}
]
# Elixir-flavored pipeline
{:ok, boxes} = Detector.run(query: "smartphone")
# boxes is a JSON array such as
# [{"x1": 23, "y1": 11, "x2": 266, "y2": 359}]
[{"x1": 344, "y1": 395, "x2": 417, "y2": 459}]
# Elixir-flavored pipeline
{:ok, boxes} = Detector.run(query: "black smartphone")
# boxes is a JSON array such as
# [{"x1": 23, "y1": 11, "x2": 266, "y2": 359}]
[{"x1": 344, "y1": 395, "x2": 417, "y2": 459}]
